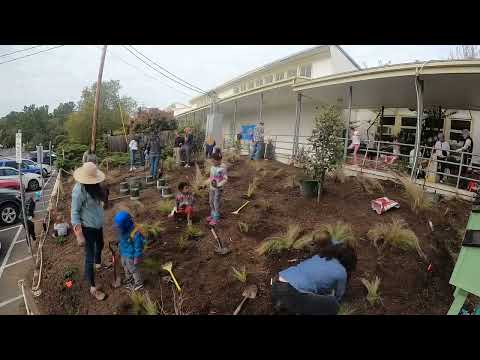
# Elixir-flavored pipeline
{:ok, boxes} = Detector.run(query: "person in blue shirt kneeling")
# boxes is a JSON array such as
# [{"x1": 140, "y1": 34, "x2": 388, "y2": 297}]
[{"x1": 272, "y1": 243, "x2": 357, "y2": 315}]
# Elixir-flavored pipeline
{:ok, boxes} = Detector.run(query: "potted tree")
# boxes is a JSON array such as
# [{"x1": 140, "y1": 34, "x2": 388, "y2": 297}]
[{"x1": 296, "y1": 105, "x2": 344, "y2": 202}]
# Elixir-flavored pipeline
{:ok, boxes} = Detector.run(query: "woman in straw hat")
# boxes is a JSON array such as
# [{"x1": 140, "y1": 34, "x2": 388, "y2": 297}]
[{"x1": 71, "y1": 162, "x2": 108, "y2": 301}]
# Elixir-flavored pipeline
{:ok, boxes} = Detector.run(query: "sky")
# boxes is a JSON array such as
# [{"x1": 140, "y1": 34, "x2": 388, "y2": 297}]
[{"x1": 0, "y1": 45, "x2": 460, "y2": 117}]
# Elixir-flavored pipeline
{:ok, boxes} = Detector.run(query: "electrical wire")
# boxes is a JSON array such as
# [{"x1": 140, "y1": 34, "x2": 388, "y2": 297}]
[
  {"x1": 122, "y1": 45, "x2": 206, "y2": 95},
  {"x1": 128, "y1": 45, "x2": 207, "y2": 94},
  {"x1": 0, "y1": 45, "x2": 44, "y2": 58},
  {"x1": 94, "y1": 45, "x2": 193, "y2": 98},
  {"x1": 0, "y1": 45, "x2": 65, "y2": 65}
]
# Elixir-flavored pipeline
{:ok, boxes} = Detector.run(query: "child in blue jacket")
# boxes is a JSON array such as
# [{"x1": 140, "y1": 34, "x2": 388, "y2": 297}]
[{"x1": 113, "y1": 210, "x2": 146, "y2": 291}]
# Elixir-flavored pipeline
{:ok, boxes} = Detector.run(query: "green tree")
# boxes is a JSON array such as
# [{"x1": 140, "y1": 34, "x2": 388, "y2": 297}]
[{"x1": 65, "y1": 80, "x2": 136, "y2": 144}]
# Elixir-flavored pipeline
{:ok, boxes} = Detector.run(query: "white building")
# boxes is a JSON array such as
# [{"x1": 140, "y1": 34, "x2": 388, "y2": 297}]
[{"x1": 175, "y1": 46, "x2": 480, "y2": 197}]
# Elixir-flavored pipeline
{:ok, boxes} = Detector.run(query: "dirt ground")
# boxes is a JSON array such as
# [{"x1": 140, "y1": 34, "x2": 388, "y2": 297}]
[{"x1": 36, "y1": 156, "x2": 471, "y2": 315}]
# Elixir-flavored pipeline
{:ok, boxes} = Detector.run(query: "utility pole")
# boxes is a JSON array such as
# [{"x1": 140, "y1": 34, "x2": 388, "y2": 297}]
[{"x1": 91, "y1": 45, "x2": 108, "y2": 154}]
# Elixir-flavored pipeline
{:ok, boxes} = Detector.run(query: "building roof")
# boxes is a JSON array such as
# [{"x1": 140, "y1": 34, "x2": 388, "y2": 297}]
[
  {"x1": 190, "y1": 45, "x2": 359, "y2": 103},
  {"x1": 293, "y1": 59, "x2": 480, "y2": 110}
]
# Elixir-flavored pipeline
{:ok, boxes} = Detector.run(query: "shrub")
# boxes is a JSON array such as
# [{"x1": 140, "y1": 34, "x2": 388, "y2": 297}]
[
  {"x1": 158, "y1": 199, "x2": 175, "y2": 216},
  {"x1": 163, "y1": 157, "x2": 176, "y2": 171},
  {"x1": 55, "y1": 236, "x2": 68, "y2": 246},
  {"x1": 140, "y1": 258, "x2": 164, "y2": 274},
  {"x1": 238, "y1": 222, "x2": 249, "y2": 233},
  {"x1": 320, "y1": 222, "x2": 356, "y2": 248},
  {"x1": 338, "y1": 303, "x2": 357, "y2": 315},
  {"x1": 192, "y1": 163, "x2": 208, "y2": 195},
  {"x1": 367, "y1": 217, "x2": 425, "y2": 258},
  {"x1": 184, "y1": 225, "x2": 204, "y2": 239},
  {"x1": 256, "y1": 224, "x2": 302, "y2": 255},
  {"x1": 329, "y1": 166, "x2": 347, "y2": 184},
  {"x1": 398, "y1": 176, "x2": 433, "y2": 214},
  {"x1": 355, "y1": 174, "x2": 384, "y2": 194},
  {"x1": 176, "y1": 234, "x2": 190, "y2": 251},
  {"x1": 130, "y1": 291, "x2": 159, "y2": 315},
  {"x1": 259, "y1": 199, "x2": 273, "y2": 211},
  {"x1": 141, "y1": 222, "x2": 165, "y2": 239},
  {"x1": 232, "y1": 266, "x2": 248, "y2": 283},
  {"x1": 360, "y1": 276, "x2": 381, "y2": 306}
]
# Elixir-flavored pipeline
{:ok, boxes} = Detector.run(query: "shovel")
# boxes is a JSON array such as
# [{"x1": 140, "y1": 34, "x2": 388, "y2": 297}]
[
  {"x1": 108, "y1": 241, "x2": 121, "y2": 289},
  {"x1": 233, "y1": 284, "x2": 258, "y2": 315},
  {"x1": 162, "y1": 261, "x2": 182, "y2": 292},
  {"x1": 210, "y1": 227, "x2": 231, "y2": 255},
  {"x1": 232, "y1": 201, "x2": 250, "y2": 215}
]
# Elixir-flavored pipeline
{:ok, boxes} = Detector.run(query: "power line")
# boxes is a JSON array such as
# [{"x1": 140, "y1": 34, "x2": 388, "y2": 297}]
[
  {"x1": 122, "y1": 45, "x2": 207, "y2": 95},
  {"x1": 96, "y1": 45, "x2": 194, "y2": 98},
  {"x1": 128, "y1": 45, "x2": 207, "y2": 94},
  {"x1": 0, "y1": 45, "x2": 44, "y2": 58},
  {"x1": 0, "y1": 45, "x2": 65, "y2": 65}
]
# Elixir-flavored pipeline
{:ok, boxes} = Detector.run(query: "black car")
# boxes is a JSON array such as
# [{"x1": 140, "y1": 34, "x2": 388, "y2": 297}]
[{"x1": 0, "y1": 188, "x2": 22, "y2": 226}]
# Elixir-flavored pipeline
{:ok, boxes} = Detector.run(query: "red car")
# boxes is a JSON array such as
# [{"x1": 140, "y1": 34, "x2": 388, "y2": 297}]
[{"x1": 0, "y1": 179, "x2": 20, "y2": 190}]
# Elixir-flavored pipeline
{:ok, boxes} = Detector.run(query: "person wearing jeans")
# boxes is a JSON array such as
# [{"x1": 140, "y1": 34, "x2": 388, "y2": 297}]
[
  {"x1": 71, "y1": 162, "x2": 107, "y2": 301},
  {"x1": 271, "y1": 243, "x2": 357, "y2": 315},
  {"x1": 148, "y1": 134, "x2": 162, "y2": 179},
  {"x1": 252, "y1": 122, "x2": 265, "y2": 160},
  {"x1": 174, "y1": 132, "x2": 183, "y2": 165}
]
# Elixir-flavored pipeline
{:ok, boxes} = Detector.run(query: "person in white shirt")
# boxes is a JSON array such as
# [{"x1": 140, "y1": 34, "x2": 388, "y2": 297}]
[
  {"x1": 129, "y1": 138, "x2": 138, "y2": 171},
  {"x1": 434, "y1": 132, "x2": 450, "y2": 183},
  {"x1": 347, "y1": 129, "x2": 361, "y2": 165}
]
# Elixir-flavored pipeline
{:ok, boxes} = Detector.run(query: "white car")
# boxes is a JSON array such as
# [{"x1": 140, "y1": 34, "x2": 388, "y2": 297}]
[
  {"x1": 22, "y1": 159, "x2": 51, "y2": 177},
  {"x1": 0, "y1": 167, "x2": 42, "y2": 191}
]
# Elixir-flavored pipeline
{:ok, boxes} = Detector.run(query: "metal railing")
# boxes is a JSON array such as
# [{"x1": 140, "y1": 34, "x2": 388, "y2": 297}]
[{"x1": 224, "y1": 133, "x2": 480, "y2": 196}]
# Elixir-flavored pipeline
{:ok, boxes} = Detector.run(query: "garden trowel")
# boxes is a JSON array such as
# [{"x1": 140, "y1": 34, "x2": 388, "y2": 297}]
[
  {"x1": 233, "y1": 285, "x2": 258, "y2": 315},
  {"x1": 108, "y1": 241, "x2": 121, "y2": 289}
]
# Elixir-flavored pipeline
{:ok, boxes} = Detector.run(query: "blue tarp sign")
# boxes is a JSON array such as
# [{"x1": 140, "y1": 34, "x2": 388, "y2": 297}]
[{"x1": 241, "y1": 124, "x2": 256, "y2": 143}]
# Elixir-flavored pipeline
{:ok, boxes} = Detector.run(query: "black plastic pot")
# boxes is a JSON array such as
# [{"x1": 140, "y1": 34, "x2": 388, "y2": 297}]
[
  {"x1": 119, "y1": 182, "x2": 129, "y2": 194},
  {"x1": 130, "y1": 187, "x2": 140, "y2": 200},
  {"x1": 145, "y1": 175, "x2": 155, "y2": 186},
  {"x1": 161, "y1": 186, "x2": 173, "y2": 198},
  {"x1": 301, "y1": 180, "x2": 319, "y2": 199},
  {"x1": 157, "y1": 178, "x2": 167, "y2": 188}
]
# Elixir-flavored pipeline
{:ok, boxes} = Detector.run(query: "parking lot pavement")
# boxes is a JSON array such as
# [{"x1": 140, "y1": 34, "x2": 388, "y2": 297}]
[{"x1": 0, "y1": 170, "x2": 56, "y2": 315}]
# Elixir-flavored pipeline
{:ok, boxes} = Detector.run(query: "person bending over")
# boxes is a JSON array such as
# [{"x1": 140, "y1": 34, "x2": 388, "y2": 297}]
[{"x1": 271, "y1": 243, "x2": 357, "y2": 315}]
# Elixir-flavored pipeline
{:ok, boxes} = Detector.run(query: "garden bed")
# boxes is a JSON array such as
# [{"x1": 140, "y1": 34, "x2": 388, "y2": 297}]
[{"x1": 36, "y1": 157, "x2": 470, "y2": 315}]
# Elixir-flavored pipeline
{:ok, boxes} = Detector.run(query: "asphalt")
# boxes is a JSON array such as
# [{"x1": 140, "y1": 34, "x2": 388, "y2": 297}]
[{"x1": 0, "y1": 170, "x2": 56, "y2": 315}]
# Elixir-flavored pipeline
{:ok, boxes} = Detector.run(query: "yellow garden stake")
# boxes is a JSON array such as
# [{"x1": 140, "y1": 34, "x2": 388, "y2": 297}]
[{"x1": 162, "y1": 261, "x2": 181, "y2": 292}]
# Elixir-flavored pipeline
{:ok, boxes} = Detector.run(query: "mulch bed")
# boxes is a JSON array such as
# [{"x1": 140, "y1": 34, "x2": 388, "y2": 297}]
[{"x1": 36, "y1": 157, "x2": 470, "y2": 315}]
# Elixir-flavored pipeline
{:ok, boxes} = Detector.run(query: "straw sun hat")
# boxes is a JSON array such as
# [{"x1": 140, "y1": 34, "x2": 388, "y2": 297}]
[{"x1": 73, "y1": 162, "x2": 105, "y2": 184}]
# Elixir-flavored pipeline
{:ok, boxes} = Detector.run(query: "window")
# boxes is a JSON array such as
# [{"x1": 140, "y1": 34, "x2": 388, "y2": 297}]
[
  {"x1": 233, "y1": 87, "x2": 239, "y2": 94},
  {"x1": 5, "y1": 161, "x2": 16, "y2": 168},
  {"x1": 247, "y1": 80, "x2": 254, "y2": 89},
  {"x1": 255, "y1": 78, "x2": 263, "y2": 87},
  {"x1": 287, "y1": 68, "x2": 297, "y2": 78},
  {"x1": 449, "y1": 118, "x2": 471, "y2": 144},
  {"x1": 299, "y1": 64, "x2": 312, "y2": 78},
  {"x1": 401, "y1": 117, "x2": 417, "y2": 127},
  {"x1": 240, "y1": 83, "x2": 246, "y2": 92},
  {"x1": 4, "y1": 168, "x2": 17, "y2": 176},
  {"x1": 275, "y1": 72, "x2": 285, "y2": 81},
  {"x1": 380, "y1": 116, "x2": 396, "y2": 126},
  {"x1": 264, "y1": 74, "x2": 273, "y2": 84}
]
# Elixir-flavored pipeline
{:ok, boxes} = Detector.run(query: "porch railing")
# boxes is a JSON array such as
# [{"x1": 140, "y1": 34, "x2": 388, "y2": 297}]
[{"x1": 223, "y1": 133, "x2": 480, "y2": 198}]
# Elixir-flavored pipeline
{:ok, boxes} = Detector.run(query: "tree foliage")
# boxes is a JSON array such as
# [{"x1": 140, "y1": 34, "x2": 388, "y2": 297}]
[
  {"x1": 296, "y1": 105, "x2": 344, "y2": 181},
  {"x1": 131, "y1": 107, "x2": 176, "y2": 134},
  {"x1": 449, "y1": 45, "x2": 480, "y2": 60},
  {"x1": 0, "y1": 102, "x2": 76, "y2": 149},
  {"x1": 65, "y1": 80, "x2": 137, "y2": 144}
]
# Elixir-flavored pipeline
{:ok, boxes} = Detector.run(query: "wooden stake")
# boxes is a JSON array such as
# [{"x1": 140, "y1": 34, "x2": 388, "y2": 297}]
[
  {"x1": 91, "y1": 45, "x2": 108, "y2": 153},
  {"x1": 119, "y1": 103, "x2": 128, "y2": 147}
]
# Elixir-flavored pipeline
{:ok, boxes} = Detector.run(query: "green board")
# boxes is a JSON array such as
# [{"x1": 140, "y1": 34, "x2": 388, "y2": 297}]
[{"x1": 447, "y1": 211, "x2": 480, "y2": 314}]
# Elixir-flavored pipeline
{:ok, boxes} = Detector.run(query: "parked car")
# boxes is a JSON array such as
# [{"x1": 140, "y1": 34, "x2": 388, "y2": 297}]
[
  {"x1": 0, "y1": 179, "x2": 20, "y2": 190},
  {"x1": 29, "y1": 151, "x2": 57, "y2": 166},
  {"x1": 0, "y1": 167, "x2": 42, "y2": 191},
  {"x1": 0, "y1": 158, "x2": 43, "y2": 176},
  {"x1": 0, "y1": 188, "x2": 22, "y2": 226},
  {"x1": 22, "y1": 158, "x2": 51, "y2": 177}
]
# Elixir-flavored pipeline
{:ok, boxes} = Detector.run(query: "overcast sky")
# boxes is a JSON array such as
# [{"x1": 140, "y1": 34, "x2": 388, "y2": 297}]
[{"x1": 0, "y1": 45, "x2": 459, "y2": 117}]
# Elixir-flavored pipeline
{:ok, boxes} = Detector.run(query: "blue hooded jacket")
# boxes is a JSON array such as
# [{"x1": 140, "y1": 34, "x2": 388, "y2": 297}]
[{"x1": 113, "y1": 211, "x2": 145, "y2": 259}]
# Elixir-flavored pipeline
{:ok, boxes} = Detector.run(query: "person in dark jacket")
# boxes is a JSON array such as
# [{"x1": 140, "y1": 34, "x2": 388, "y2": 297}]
[
  {"x1": 147, "y1": 134, "x2": 163, "y2": 179},
  {"x1": 271, "y1": 243, "x2": 357, "y2": 315},
  {"x1": 182, "y1": 128, "x2": 194, "y2": 168}
]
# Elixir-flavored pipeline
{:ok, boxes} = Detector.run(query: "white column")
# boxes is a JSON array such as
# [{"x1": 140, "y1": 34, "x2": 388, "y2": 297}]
[{"x1": 411, "y1": 76, "x2": 424, "y2": 180}]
